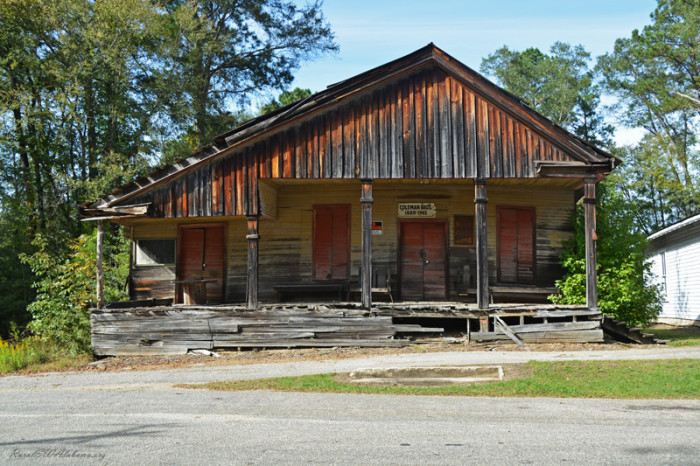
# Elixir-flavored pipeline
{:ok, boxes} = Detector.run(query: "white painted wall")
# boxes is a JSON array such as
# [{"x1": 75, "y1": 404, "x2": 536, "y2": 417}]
[{"x1": 646, "y1": 217, "x2": 700, "y2": 326}]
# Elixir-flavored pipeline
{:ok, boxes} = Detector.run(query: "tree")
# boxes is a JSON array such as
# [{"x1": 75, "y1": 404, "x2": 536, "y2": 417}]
[
  {"x1": 260, "y1": 87, "x2": 312, "y2": 114},
  {"x1": 481, "y1": 42, "x2": 613, "y2": 146},
  {"x1": 597, "y1": 0, "x2": 700, "y2": 230},
  {"x1": 481, "y1": 41, "x2": 663, "y2": 324},
  {"x1": 0, "y1": 0, "x2": 338, "y2": 344},
  {"x1": 156, "y1": 0, "x2": 336, "y2": 152}
]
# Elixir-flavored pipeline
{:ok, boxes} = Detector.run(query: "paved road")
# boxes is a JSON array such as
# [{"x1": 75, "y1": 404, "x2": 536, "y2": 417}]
[{"x1": 1, "y1": 346, "x2": 699, "y2": 465}]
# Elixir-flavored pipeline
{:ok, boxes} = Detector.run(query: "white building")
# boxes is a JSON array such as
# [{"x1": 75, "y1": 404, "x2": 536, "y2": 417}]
[{"x1": 646, "y1": 214, "x2": 700, "y2": 326}]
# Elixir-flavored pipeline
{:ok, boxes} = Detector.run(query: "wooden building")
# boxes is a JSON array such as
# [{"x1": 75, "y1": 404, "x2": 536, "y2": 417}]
[{"x1": 83, "y1": 44, "x2": 618, "y2": 319}]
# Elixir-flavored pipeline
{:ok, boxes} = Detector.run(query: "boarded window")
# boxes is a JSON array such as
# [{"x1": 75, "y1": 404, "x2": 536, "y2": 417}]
[
  {"x1": 313, "y1": 205, "x2": 350, "y2": 280},
  {"x1": 454, "y1": 215, "x2": 474, "y2": 246},
  {"x1": 135, "y1": 239, "x2": 176, "y2": 266}
]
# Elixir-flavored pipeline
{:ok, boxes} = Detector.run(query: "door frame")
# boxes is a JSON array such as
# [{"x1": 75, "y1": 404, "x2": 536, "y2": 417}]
[
  {"x1": 397, "y1": 218, "x2": 449, "y2": 300},
  {"x1": 176, "y1": 222, "x2": 228, "y2": 303},
  {"x1": 496, "y1": 206, "x2": 536, "y2": 285}
]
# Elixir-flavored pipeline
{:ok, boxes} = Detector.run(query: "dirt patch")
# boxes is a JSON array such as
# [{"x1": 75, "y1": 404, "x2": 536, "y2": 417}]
[{"x1": 75, "y1": 339, "x2": 633, "y2": 373}]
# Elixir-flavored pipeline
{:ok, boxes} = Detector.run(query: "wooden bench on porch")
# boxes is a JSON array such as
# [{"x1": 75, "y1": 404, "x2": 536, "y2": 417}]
[
  {"x1": 459, "y1": 286, "x2": 559, "y2": 303},
  {"x1": 273, "y1": 283, "x2": 346, "y2": 302}
]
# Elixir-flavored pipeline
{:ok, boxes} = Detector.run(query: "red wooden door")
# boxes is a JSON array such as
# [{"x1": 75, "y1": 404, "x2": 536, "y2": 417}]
[
  {"x1": 313, "y1": 205, "x2": 350, "y2": 280},
  {"x1": 178, "y1": 224, "x2": 226, "y2": 303},
  {"x1": 497, "y1": 207, "x2": 535, "y2": 284},
  {"x1": 400, "y1": 221, "x2": 447, "y2": 300}
]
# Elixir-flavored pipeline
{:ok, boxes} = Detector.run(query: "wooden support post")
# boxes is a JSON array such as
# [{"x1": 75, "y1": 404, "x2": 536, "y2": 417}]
[
  {"x1": 584, "y1": 178, "x2": 599, "y2": 311},
  {"x1": 474, "y1": 179, "x2": 489, "y2": 310},
  {"x1": 361, "y1": 179, "x2": 373, "y2": 309},
  {"x1": 96, "y1": 220, "x2": 105, "y2": 309},
  {"x1": 246, "y1": 216, "x2": 259, "y2": 310}
]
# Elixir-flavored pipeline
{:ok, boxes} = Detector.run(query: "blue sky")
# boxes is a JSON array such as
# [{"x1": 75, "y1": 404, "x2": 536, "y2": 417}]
[
  {"x1": 289, "y1": 0, "x2": 658, "y2": 144},
  {"x1": 293, "y1": 0, "x2": 657, "y2": 91}
]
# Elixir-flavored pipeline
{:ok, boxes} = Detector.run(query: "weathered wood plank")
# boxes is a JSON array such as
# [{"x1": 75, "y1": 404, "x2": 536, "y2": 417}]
[
  {"x1": 439, "y1": 74, "x2": 451, "y2": 178},
  {"x1": 471, "y1": 329, "x2": 604, "y2": 343}
]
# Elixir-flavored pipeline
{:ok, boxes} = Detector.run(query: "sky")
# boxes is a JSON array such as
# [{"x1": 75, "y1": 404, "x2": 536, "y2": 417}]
[{"x1": 288, "y1": 0, "x2": 659, "y2": 145}]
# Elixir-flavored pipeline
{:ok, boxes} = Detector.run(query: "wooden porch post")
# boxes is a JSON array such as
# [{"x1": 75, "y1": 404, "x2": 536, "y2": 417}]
[
  {"x1": 584, "y1": 178, "x2": 599, "y2": 311},
  {"x1": 246, "y1": 216, "x2": 259, "y2": 310},
  {"x1": 96, "y1": 220, "x2": 105, "y2": 309},
  {"x1": 475, "y1": 179, "x2": 489, "y2": 310},
  {"x1": 361, "y1": 179, "x2": 373, "y2": 309}
]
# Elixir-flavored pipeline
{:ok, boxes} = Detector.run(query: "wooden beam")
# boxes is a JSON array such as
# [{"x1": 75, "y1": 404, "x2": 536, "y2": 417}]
[
  {"x1": 96, "y1": 220, "x2": 105, "y2": 309},
  {"x1": 474, "y1": 179, "x2": 489, "y2": 309},
  {"x1": 361, "y1": 179, "x2": 373, "y2": 309},
  {"x1": 246, "y1": 216, "x2": 259, "y2": 310},
  {"x1": 584, "y1": 178, "x2": 598, "y2": 311},
  {"x1": 536, "y1": 161, "x2": 612, "y2": 178},
  {"x1": 493, "y1": 315, "x2": 529, "y2": 349}
]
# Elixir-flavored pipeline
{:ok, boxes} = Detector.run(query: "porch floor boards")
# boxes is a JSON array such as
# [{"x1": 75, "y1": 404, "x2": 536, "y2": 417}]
[{"x1": 91, "y1": 303, "x2": 602, "y2": 356}]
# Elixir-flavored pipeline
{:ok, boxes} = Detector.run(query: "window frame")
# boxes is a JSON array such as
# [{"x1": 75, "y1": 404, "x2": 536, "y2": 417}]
[{"x1": 133, "y1": 238, "x2": 177, "y2": 267}]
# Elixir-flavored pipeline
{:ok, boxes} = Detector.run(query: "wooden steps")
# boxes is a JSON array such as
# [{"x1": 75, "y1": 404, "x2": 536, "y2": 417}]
[{"x1": 601, "y1": 315, "x2": 666, "y2": 345}]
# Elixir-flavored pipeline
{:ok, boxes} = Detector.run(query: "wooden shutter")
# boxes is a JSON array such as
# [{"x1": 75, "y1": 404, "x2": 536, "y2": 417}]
[
  {"x1": 313, "y1": 205, "x2": 350, "y2": 280},
  {"x1": 497, "y1": 207, "x2": 535, "y2": 284}
]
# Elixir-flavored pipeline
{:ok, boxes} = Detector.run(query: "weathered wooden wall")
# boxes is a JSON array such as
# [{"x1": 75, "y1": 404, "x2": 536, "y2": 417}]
[
  {"x1": 135, "y1": 67, "x2": 580, "y2": 219},
  {"x1": 252, "y1": 179, "x2": 573, "y2": 302},
  {"x1": 129, "y1": 179, "x2": 574, "y2": 303}
]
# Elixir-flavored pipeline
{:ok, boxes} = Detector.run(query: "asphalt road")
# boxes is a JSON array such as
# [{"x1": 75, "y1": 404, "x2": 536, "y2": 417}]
[{"x1": 1, "y1": 346, "x2": 699, "y2": 465}]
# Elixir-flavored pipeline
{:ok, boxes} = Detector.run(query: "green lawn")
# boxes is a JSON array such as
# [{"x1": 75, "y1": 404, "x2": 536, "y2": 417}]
[
  {"x1": 188, "y1": 359, "x2": 700, "y2": 399},
  {"x1": 644, "y1": 326, "x2": 700, "y2": 347}
]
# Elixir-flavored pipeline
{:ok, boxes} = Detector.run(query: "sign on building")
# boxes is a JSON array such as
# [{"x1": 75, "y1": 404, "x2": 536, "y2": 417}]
[{"x1": 398, "y1": 203, "x2": 436, "y2": 218}]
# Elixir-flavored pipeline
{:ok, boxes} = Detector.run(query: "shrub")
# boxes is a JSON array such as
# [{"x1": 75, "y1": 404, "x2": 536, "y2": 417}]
[
  {"x1": 551, "y1": 181, "x2": 663, "y2": 327},
  {"x1": 0, "y1": 336, "x2": 50, "y2": 373},
  {"x1": 19, "y1": 227, "x2": 129, "y2": 354}
]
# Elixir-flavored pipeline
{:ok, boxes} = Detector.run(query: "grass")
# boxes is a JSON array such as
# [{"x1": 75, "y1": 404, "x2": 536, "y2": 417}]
[
  {"x1": 643, "y1": 326, "x2": 700, "y2": 347},
  {"x1": 0, "y1": 337, "x2": 92, "y2": 374},
  {"x1": 188, "y1": 359, "x2": 700, "y2": 399}
]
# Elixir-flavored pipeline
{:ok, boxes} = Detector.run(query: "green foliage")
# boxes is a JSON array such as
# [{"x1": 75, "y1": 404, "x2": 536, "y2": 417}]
[
  {"x1": 0, "y1": 336, "x2": 92, "y2": 374},
  {"x1": 0, "y1": 205, "x2": 35, "y2": 337},
  {"x1": 19, "y1": 228, "x2": 129, "y2": 353},
  {"x1": 481, "y1": 42, "x2": 613, "y2": 146},
  {"x1": 598, "y1": 0, "x2": 699, "y2": 230},
  {"x1": 156, "y1": 0, "x2": 336, "y2": 147},
  {"x1": 19, "y1": 235, "x2": 94, "y2": 353},
  {"x1": 0, "y1": 336, "x2": 50, "y2": 373},
  {"x1": 613, "y1": 138, "x2": 699, "y2": 234},
  {"x1": 550, "y1": 181, "x2": 664, "y2": 327},
  {"x1": 0, "y1": 0, "x2": 336, "y2": 345},
  {"x1": 260, "y1": 88, "x2": 312, "y2": 115}
]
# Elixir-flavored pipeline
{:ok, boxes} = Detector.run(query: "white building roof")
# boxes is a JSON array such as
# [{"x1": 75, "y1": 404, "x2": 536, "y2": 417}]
[{"x1": 647, "y1": 213, "x2": 700, "y2": 242}]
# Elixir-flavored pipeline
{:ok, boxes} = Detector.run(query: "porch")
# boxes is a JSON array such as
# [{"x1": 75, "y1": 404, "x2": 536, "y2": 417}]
[{"x1": 91, "y1": 301, "x2": 603, "y2": 356}]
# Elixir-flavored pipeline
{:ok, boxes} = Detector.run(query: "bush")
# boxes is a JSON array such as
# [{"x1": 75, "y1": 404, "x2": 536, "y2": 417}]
[
  {"x1": 19, "y1": 227, "x2": 129, "y2": 354},
  {"x1": 0, "y1": 336, "x2": 50, "y2": 373},
  {"x1": 550, "y1": 181, "x2": 663, "y2": 327}
]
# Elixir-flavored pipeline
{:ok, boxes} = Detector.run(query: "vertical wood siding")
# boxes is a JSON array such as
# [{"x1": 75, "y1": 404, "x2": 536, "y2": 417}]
[{"x1": 139, "y1": 68, "x2": 577, "y2": 219}]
